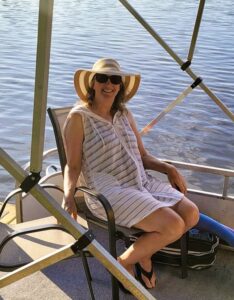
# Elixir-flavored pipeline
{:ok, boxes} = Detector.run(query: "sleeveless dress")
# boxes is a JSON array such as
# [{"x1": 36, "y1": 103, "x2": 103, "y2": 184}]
[{"x1": 65, "y1": 105, "x2": 183, "y2": 228}]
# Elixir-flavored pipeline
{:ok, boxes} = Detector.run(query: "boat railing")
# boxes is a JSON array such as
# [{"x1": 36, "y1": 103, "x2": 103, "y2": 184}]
[
  {"x1": 17, "y1": 148, "x2": 234, "y2": 217},
  {"x1": 9, "y1": 146, "x2": 233, "y2": 227},
  {"x1": 164, "y1": 159, "x2": 234, "y2": 201},
  {"x1": 34, "y1": 148, "x2": 234, "y2": 200}
]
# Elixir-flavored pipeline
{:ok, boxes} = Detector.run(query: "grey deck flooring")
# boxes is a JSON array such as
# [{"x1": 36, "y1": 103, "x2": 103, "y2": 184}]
[{"x1": 1, "y1": 227, "x2": 233, "y2": 300}]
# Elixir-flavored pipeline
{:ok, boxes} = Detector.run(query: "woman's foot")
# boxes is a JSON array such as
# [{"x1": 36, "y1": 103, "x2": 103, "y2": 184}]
[{"x1": 135, "y1": 260, "x2": 156, "y2": 289}]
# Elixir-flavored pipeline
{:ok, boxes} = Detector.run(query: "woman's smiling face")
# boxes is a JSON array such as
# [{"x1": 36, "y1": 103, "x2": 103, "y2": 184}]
[{"x1": 93, "y1": 74, "x2": 121, "y2": 102}]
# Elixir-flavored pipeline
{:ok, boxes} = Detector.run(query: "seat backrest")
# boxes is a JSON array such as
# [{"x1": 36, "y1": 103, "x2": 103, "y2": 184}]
[{"x1": 47, "y1": 106, "x2": 73, "y2": 174}]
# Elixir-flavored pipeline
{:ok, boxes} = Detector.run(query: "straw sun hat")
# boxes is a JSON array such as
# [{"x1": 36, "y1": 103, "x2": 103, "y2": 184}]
[{"x1": 74, "y1": 58, "x2": 141, "y2": 102}]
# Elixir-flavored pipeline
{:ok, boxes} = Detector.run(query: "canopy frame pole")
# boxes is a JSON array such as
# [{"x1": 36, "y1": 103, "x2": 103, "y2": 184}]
[
  {"x1": 187, "y1": 0, "x2": 206, "y2": 63},
  {"x1": 30, "y1": 0, "x2": 54, "y2": 174},
  {"x1": 119, "y1": 0, "x2": 234, "y2": 122},
  {"x1": 0, "y1": 148, "x2": 155, "y2": 300}
]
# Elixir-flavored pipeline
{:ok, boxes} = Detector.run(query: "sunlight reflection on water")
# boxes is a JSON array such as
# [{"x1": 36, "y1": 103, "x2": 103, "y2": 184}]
[{"x1": 0, "y1": 0, "x2": 233, "y2": 198}]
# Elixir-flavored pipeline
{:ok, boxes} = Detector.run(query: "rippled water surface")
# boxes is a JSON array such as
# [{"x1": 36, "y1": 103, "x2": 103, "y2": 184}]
[{"x1": 0, "y1": 0, "x2": 234, "y2": 198}]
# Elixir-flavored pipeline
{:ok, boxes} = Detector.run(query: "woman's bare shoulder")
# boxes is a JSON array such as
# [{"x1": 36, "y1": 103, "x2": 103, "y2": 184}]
[{"x1": 64, "y1": 110, "x2": 84, "y2": 139}]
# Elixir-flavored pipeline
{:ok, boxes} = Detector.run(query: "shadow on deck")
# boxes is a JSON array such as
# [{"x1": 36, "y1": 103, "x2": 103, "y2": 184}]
[{"x1": 0, "y1": 224, "x2": 233, "y2": 300}]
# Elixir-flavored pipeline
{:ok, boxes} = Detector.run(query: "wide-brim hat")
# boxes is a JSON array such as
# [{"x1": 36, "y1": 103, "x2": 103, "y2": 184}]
[{"x1": 74, "y1": 58, "x2": 141, "y2": 102}]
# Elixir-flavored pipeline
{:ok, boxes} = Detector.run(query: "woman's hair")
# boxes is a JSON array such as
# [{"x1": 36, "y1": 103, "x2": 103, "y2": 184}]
[{"x1": 86, "y1": 76, "x2": 126, "y2": 114}]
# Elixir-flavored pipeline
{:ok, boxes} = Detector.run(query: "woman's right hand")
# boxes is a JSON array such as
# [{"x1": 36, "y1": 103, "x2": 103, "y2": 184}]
[{"x1": 62, "y1": 195, "x2": 78, "y2": 220}]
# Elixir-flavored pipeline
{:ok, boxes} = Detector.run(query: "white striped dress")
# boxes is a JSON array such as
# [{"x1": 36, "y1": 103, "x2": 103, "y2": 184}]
[{"x1": 65, "y1": 105, "x2": 183, "y2": 228}]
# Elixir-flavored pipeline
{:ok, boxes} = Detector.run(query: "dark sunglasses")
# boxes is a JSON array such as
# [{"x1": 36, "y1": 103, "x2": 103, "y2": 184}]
[{"x1": 95, "y1": 73, "x2": 122, "y2": 85}]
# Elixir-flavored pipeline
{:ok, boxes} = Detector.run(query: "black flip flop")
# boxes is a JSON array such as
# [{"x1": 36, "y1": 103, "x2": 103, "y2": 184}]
[{"x1": 135, "y1": 263, "x2": 154, "y2": 289}]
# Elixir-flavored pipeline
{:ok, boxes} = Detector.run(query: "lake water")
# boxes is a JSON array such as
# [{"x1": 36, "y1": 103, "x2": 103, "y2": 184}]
[{"x1": 0, "y1": 0, "x2": 234, "y2": 199}]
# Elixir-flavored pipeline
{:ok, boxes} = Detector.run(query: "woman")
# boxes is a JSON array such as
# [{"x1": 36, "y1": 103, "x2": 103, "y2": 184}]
[{"x1": 63, "y1": 57, "x2": 200, "y2": 290}]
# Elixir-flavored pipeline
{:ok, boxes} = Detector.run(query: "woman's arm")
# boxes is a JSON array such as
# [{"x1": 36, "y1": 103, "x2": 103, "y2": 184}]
[
  {"x1": 126, "y1": 110, "x2": 187, "y2": 194},
  {"x1": 63, "y1": 113, "x2": 84, "y2": 219}
]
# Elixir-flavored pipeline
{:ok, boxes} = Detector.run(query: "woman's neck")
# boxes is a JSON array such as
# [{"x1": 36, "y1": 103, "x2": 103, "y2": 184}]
[{"x1": 88, "y1": 104, "x2": 114, "y2": 122}]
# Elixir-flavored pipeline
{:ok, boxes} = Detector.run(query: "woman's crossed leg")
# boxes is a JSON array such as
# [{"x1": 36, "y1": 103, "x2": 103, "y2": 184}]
[{"x1": 118, "y1": 197, "x2": 199, "y2": 289}]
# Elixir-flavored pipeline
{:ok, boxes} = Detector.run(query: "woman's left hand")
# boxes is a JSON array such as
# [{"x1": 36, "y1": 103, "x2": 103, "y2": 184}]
[{"x1": 166, "y1": 165, "x2": 187, "y2": 195}]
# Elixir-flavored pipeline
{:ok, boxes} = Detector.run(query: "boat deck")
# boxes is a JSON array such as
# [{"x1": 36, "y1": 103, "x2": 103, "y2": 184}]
[{"x1": 1, "y1": 224, "x2": 233, "y2": 300}]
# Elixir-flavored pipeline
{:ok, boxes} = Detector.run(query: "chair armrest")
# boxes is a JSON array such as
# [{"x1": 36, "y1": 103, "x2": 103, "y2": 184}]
[
  {"x1": 40, "y1": 183, "x2": 64, "y2": 193},
  {"x1": 0, "y1": 188, "x2": 22, "y2": 218},
  {"x1": 75, "y1": 186, "x2": 117, "y2": 257},
  {"x1": 0, "y1": 223, "x2": 70, "y2": 270},
  {"x1": 0, "y1": 184, "x2": 63, "y2": 221},
  {"x1": 0, "y1": 224, "x2": 70, "y2": 255},
  {"x1": 75, "y1": 186, "x2": 116, "y2": 232}
]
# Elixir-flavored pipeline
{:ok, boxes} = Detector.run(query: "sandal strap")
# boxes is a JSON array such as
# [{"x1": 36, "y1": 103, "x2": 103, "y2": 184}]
[{"x1": 136, "y1": 263, "x2": 154, "y2": 280}]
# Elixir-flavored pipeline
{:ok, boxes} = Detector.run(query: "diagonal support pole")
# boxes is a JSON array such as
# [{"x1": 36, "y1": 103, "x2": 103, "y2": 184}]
[
  {"x1": 0, "y1": 242, "x2": 81, "y2": 288},
  {"x1": 0, "y1": 148, "x2": 156, "y2": 300},
  {"x1": 119, "y1": 0, "x2": 234, "y2": 122}
]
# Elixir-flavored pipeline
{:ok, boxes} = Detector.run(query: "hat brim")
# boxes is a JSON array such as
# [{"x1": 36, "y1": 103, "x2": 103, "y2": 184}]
[{"x1": 74, "y1": 69, "x2": 141, "y2": 102}]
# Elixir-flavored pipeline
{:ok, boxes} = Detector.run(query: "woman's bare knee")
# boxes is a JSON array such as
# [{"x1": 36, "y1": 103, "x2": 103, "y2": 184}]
[
  {"x1": 133, "y1": 207, "x2": 185, "y2": 240},
  {"x1": 165, "y1": 214, "x2": 185, "y2": 239},
  {"x1": 173, "y1": 197, "x2": 199, "y2": 230},
  {"x1": 189, "y1": 202, "x2": 200, "y2": 228}
]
